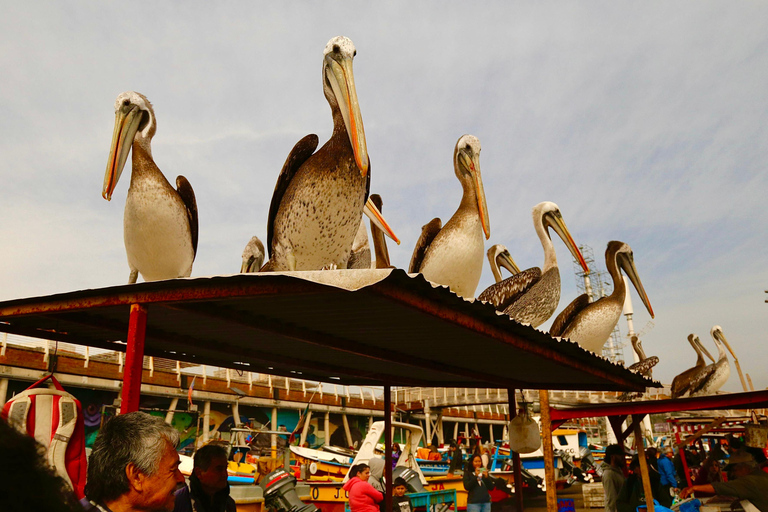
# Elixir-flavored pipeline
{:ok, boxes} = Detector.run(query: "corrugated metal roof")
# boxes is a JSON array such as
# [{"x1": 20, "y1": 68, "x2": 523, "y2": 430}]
[{"x1": 0, "y1": 269, "x2": 655, "y2": 391}]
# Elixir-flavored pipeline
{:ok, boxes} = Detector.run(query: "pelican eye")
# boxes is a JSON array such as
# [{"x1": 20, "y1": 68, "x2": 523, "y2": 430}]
[
  {"x1": 333, "y1": 44, "x2": 340, "y2": 53},
  {"x1": 123, "y1": 99, "x2": 130, "y2": 107},
  {"x1": 353, "y1": 50, "x2": 357, "y2": 57}
]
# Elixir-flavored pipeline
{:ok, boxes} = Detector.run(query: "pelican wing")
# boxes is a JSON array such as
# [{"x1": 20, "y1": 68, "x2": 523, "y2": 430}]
[
  {"x1": 408, "y1": 218, "x2": 442, "y2": 273},
  {"x1": 175, "y1": 175, "x2": 198, "y2": 256},
  {"x1": 671, "y1": 365, "x2": 703, "y2": 398},
  {"x1": 478, "y1": 267, "x2": 543, "y2": 312},
  {"x1": 687, "y1": 364, "x2": 717, "y2": 396},
  {"x1": 266, "y1": 134, "x2": 320, "y2": 257},
  {"x1": 628, "y1": 356, "x2": 659, "y2": 375},
  {"x1": 549, "y1": 293, "x2": 590, "y2": 337}
]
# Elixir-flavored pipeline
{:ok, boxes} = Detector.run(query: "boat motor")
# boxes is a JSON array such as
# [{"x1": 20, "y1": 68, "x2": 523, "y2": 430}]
[
  {"x1": 392, "y1": 466, "x2": 427, "y2": 493},
  {"x1": 259, "y1": 468, "x2": 318, "y2": 512}
]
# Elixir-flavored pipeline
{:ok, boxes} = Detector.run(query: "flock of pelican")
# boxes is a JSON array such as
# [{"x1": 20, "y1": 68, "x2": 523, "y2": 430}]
[{"x1": 101, "y1": 35, "x2": 738, "y2": 396}]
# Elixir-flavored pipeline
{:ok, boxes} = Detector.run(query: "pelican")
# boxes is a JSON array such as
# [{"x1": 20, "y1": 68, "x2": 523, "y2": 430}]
[
  {"x1": 103, "y1": 91, "x2": 198, "y2": 283},
  {"x1": 670, "y1": 334, "x2": 714, "y2": 398},
  {"x1": 689, "y1": 326, "x2": 732, "y2": 396},
  {"x1": 550, "y1": 241, "x2": 653, "y2": 352},
  {"x1": 618, "y1": 335, "x2": 659, "y2": 400},
  {"x1": 347, "y1": 221, "x2": 371, "y2": 269},
  {"x1": 476, "y1": 245, "x2": 522, "y2": 308},
  {"x1": 241, "y1": 237, "x2": 265, "y2": 273},
  {"x1": 408, "y1": 135, "x2": 490, "y2": 298},
  {"x1": 627, "y1": 336, "x2": 659, "y2": 377},
  {"x1": 262, "y1": 36, "x2": 397, "y2": 272},
  {"x1": 482, "y1": 202, "x2": 588, "y2": 327}
]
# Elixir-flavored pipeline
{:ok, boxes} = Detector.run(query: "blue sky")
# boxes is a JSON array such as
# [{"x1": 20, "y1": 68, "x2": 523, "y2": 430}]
[{"x1": 1, "y1": 2, "x2": 766, "y2": 390}]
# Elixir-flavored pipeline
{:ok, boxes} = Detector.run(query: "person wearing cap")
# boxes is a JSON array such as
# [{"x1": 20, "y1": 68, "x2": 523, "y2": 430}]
[{"x1": 680, "y1": 451, "x2": 768, "y2": 511}]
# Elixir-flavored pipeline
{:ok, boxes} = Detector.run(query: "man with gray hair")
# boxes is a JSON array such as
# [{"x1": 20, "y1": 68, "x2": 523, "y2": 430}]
[
  {"x1": 680, "y1": 451, "x2": 768, "y2": 511},
  {"x1": 82, "y1": 411, "x2": 185, "y2": 512}
]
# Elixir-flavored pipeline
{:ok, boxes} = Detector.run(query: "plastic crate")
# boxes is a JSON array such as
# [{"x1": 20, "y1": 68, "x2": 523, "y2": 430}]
[
  {"x1": 407, "y1": 489, "x2": 457, "y2": 509},
  {"x1": 582, "y1": 483, "x2": 604, "y2": 509}
]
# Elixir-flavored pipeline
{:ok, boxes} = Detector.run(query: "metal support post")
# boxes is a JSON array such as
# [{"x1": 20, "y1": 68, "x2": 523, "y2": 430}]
[{"x1": 121, "y1": 304, "x2": 147, "y2": 414}]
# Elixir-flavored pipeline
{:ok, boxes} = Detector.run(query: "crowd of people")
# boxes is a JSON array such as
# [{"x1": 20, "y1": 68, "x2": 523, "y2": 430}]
[{"x1": 601, "y1": 439, "x2": 768, "y2": 512}]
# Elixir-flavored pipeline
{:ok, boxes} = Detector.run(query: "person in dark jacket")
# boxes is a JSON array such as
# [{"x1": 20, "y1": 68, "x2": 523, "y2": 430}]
[
  {"x1": 448, "y1": 441, "x2": 463, "y2": 476},
  {"x1": 463, "y1": 454, "x2": 494, "y2": 512},
  {"x1": 174, "y1": 444, "x2": 236, "y2": 512}
]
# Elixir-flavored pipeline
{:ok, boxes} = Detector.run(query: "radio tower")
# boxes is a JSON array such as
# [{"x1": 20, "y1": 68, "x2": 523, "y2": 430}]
[{"x1": 571, "y1": 245, "x2": 625, "y2": 364}]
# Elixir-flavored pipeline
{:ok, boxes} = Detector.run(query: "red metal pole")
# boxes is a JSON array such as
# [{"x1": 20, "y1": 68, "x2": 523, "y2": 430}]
[
  {"x1": 674, "y1": 431, "x2": 693, "y2": 487},
  {"x1": 508, "y1": 388, "x2": 524, "y2": 512},
  {"x1": 384, "y1": 384, "x2": 392, "y2": 512},
  {"x1": 121, "y1": 303, "x2": 147, "y2": 414}
]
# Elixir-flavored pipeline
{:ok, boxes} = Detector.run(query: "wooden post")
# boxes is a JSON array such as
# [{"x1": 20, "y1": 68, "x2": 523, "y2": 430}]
[
  {"x1": 299, "y1": 410, "x2": 313, "y2": 447},
  {"x1": 324, "y1": 411, "x2": 331, "y2": 446},
  {"x1": 342, "y1": 413, "x2": 354, "y2": 448},
  {"x1": 632, "y1": 417, "x2": 654, "y2": 512},
  {"x1": 538, "y1": 390, "x2": 557, "y2": 512},
  {"x1": 165, "y1": 398, "x2": 179, "y2": 424},
  {"x1": 508, "y1": 388, "x2": 524, "y2": 512},
  {"x1": 121, "y1": 304, "x2": 147, "y2": 414},
  {"x1": 384, "y1": 384, "x2": 393, "y2": 512},
  {"x1": 271, "y1": 407, "x2": 278, "y2": 459}
]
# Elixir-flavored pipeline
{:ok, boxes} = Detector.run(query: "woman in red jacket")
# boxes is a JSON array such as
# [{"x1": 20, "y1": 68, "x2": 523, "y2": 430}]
[{"x1": 343, "y1": 463, "x2": 383, "y2": 512}]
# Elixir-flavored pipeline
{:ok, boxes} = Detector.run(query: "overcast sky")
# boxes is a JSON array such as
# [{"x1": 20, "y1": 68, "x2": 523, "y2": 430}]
[{"x1": 1, "y1": 2, "x2": 766, "y2": 391}]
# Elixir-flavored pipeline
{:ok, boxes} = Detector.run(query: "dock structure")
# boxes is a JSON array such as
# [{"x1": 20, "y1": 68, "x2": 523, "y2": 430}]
[{"x1": 0, "y1": 269, "x2": 656, "y2": 512}]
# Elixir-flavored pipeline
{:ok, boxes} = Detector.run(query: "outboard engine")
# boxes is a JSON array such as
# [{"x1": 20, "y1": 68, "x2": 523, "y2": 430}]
[
  {"x1": 259, "y1": 468, "x2": 318, "y2": 512},
  {"x1": 392, "y1": 466, "x2": 427, "y2": 493}
]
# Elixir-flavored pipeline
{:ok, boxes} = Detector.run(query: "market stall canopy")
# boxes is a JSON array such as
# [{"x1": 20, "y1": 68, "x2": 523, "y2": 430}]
[{"x1": 0, "y1": 269, "x2": 656, "y2": 391}]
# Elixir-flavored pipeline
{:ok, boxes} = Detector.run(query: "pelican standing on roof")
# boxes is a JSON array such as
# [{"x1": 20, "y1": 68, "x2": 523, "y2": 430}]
[
  {"x1": 476, "y1": 244, "x2": 521, "y2": 307},
  {"x1": 241, "y1": 236, "x2": 265, "y2": 273},
  {"x1": 262, "y1": 36, "x2": 397, "y2": 271},
  {"x1": 102, "y1": 91, "x2": 198, "y2": 284},
  {"x1": 550, "y1": 241, "x2": 654, "y2": 352},
  {"x1": 478, "y1": 202, "x2": 588, "y2": 327},
  {"x1": 408, "y1": 135, "x2": 490, "y2": 298},
  {"x1": 670, "y1": 334, "x2": 715, "y2": 398},
  {"x1": 688, "y1": 326, "x2": 731, "y2": 396}
]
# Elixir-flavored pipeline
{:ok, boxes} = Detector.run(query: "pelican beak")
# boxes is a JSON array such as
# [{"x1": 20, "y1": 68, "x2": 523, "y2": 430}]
[
  {"x1": 498, "y1": 251, "x2": 521, "y2": 276},
  {"x1": 547, "y1": 211, "x2": 588, "y2": 274},
  {"x1": 325, "y1": 53, "x2": 368, "y2": 177},
  {"x1": 618, "y1": 252, "x2": 654, "y2": 318},
  {"x1": 712, "y1": 328, "x2": 736, "y2": 359},
  {"x1": 103, "y1": 104, "x2": 142, "y2": 200},
  {"x1": 364, "y1": 197, "x2": 399, "y2": 245},
  {"x1": 459, "y1": 150, "x2": 490, "y2": 239}
]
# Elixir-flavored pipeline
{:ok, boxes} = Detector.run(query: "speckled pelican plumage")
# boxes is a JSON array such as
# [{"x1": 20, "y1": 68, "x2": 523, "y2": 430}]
[
  {"x1": 241, "y1": 236, "x2": 265, "y2": 273},
  {"x1": 262, "y1": 37, "x2": 397, "y2": 272},
  {"x1": 689, "y1": 326, "x2": 731, "y2": 397},
  {"x1": 477, "y1": 244, "x2": 523, "y2": 307},
  {"x1": 489, "y1": 202, "x2": 588, "y2": 328},
  {"x1": 550, "y1": 241, "x2": 653, "y2": 352},
  {"x1": 102, "y1": 91, "x2": 198, "y2": 284},
  {"x1": 408, "y1": 135, "x2": 490, "y2": 298},
  {"x1": 670, "y1": 334, "x2": 714, "y2": 398}
]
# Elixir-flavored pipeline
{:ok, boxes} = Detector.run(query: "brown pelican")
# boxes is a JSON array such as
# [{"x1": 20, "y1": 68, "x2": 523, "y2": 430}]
[
  {"x1": 618, "y1": 335, "x2": 658, "y2": 400},
  {"x1": 347, "y1": 222, "x2": 371, "y2": 269},
  {"x1": 482, "y1": 202, "x2": 588, "y2": 327},
  {"x1": 476, "y1": 245, "x2": 522, "y2": 307},
  {"x1": 670, "y1": 334, "x2": 715, "y2": 398},
  {"x1": 408, "y1": 135, "x2": 490, "y2": 298},
  {"x1": 241, "y1": 237, "x2": 265, "y2": 273},
  {"x1": 262, "y1": 36, "x2": 397, "y2": 272},
  {"x1": 103, "y1": 91, "x2": 198, "y2": 283},
  {"x1": 550, "y1": 241, "x2": 653, "y2": 353},
  {"x1": 627, "y1": 335, "x2": 658, "y2": 377},
  {"x1": 688, "y1": 326, "x2": 731, "y2": 396}
]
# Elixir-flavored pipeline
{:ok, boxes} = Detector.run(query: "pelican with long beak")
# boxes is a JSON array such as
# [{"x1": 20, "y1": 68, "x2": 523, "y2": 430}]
[
  {"x1": 480, "y1": 202, "x2": 588, "y2": 327},
  {"x1": 476, "y1": 245, "x2": 522, "y2": 307},
  {"x1": 103, "y1": 91, "x2": 198, "y2": 284},
  {"x1": 688, "y1": 326, "x2": 732, "y2": 396},
  {"x1": 550, "y1": 241, "x2": 654, "y2": 352},
  {"x1": 262, "y1": 36, "x2": 398, "y2": 271},
  {"x1": 670, "y1": 334, "x2": 715, "y2": 398},
  {"x1": 408, "y1": 135, "x2": 490, "y2": 298},
  {"x1": 627, "y1": 335, "x2": 659, "y2": 377}
]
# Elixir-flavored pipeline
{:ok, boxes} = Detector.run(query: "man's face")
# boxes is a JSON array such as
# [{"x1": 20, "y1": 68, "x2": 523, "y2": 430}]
[
  {"x1": 196, "y1": 455, "x2": 230, "y2": 495},
  {"x1": 136, "y1": 441, "x2": 184, "y2": 512},
  {"x1": 394, "y1": 485, "x2": 407, "y2": 497}
]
